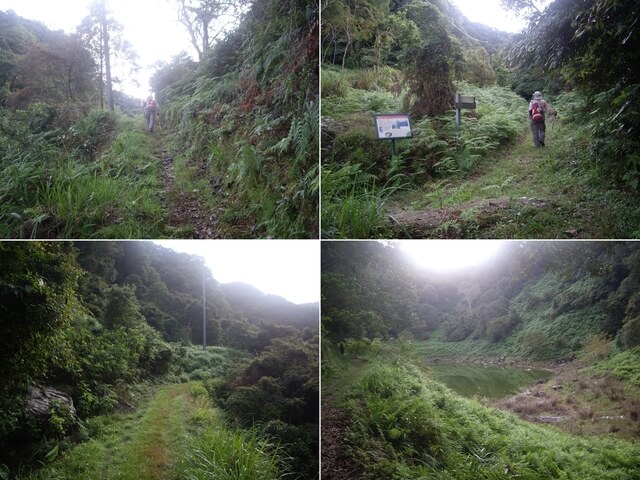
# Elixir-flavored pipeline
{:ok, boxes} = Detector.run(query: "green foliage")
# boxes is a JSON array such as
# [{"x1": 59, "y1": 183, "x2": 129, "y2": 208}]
[
  {"x1": 0, "y1": 242, "x2": 79, "y2": 438},
  {"x1": 323, "y1": 241, "x2": 640, "y2": 362},
  {"x1": 507, "y1": 0, "x2": 640, "y2": 189},
  {"x1": 328, "y1": 351, "x2": 640, "y2": 479},
  {"x1": 215, "y1": 335, "x2": 319, "y2": 479},
  {"x1": 321, "y1": 162, "x2": 398, "y2": 238},
  {"x1": 182, "y1": 426, "x2": 285, "y2": 480},
  {"x1": 403, "y1": 1, "x2": 460, "y2": 117},
  {"x1": 322, "y1": 241, "x2": 418, "y2": 340},
  {"x1": 0, "y1": 110, "x2": 167, "y2": 238},
  {"x1": 580, "y1": 333, "x2": 613, "y2": 363},
  {"x1": 47, "y1": 400, "x2": 78, "y2": 439},
  {"x1": 521, "y1": 329, "x2": 551, "y2": 358},
  {"x1": 592, "y1": 347, "x2": 640, "y2": 385},
  {"x1": 156, "y1": 0, "x2": 318, "y2": 238}
]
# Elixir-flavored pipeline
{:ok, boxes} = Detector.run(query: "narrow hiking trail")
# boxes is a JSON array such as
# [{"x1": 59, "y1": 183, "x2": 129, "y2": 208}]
[
  {"x1": 126, "y1": 383, "x2": 192, "y2": 479},
  {"x1": 148, "y1": 128, "x2": 223, "y2": 238},
  {"x1": 386, "y1": 126, "x2": 620, "y2": 239},
  {"x1": 31, "y1": 383, "x2": 203, "y2": 480}
]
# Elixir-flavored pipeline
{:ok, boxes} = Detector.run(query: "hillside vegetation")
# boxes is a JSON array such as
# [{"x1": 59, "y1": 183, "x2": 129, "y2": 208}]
[
  {"x1": 0, "y1": 242, "x2": 318, "y2": 479},
  {"x1": 322, "y1": 240, "x2": 640, "y2": 478},
  {"x1": 0, "y1": 0, "x2": 318, "y2": 238},
  {"x1": 320, "y1": 0, "x2": 640, "y2": 238}
]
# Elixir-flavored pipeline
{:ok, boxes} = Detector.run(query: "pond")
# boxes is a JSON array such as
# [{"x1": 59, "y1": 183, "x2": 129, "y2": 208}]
[{"x1": 428, "y1": 364, "x2": 553, "y2": 398}]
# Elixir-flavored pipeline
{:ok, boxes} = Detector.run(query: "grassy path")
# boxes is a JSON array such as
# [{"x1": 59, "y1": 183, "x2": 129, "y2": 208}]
[
  {"x1": 387, "y1": 126, "x2": 640, "y2": 238},
  {"x1": 121, "y1": 383, "x2": 191, "y2": 479},
  {"x1": 26, "y1": 383, "x2": 200, "y2": 480}
]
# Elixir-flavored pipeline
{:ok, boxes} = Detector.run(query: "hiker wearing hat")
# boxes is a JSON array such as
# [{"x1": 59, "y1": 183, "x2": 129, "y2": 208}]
[{"x1": 528, "y1": 91, "x2": 556, "y2": 147}]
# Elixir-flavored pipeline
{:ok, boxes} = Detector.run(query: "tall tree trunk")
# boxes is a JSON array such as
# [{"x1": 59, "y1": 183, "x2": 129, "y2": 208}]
[
  {"x1": 100, "y1": 3, "x2": 114, "y2": 112},
  {"x1": 99, "y1": 25, "x2": 104, "y2": 109},
  {"x1": 202, "y1": 19, "x2": 209, "y2": 58}
]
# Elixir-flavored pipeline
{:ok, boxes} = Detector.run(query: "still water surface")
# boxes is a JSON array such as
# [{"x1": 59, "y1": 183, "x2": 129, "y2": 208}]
[{"x1": 429, "y1": 364, "x2": 553, "y2": 398}]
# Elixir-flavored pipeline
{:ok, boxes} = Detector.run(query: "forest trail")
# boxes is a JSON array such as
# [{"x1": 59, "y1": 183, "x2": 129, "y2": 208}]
[
  {"x1": 123, "y1": 383, "x2": 192, "y2": 479},
  {"x1": 28, "y1": 383, "x2": 200, "y2": 480},
  {"x1": 150, "y1": 127, "x2": 222, "y2": 239},
  {"x1": 387, "y1": 126, "x2": 602, "y2": 239},
  {"x1": 321, "y1": 358, "x2": 370, "y2": 480}
]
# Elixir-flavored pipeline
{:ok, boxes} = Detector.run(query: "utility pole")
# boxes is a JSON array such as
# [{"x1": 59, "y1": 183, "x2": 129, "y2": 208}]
[{"x1": 202, "y1": 272, "x2": 207, "y2": 351}]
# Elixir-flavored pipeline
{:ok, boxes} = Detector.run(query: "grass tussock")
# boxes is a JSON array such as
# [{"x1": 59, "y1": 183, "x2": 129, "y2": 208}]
[{"x1": 181, "y1": 426, "x2": 285, "y2": 480}]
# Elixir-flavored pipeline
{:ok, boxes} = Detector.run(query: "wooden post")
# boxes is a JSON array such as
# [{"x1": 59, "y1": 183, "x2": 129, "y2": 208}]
[{"x1": 455, "y1": 93, "x2": 462, "y2": 130}]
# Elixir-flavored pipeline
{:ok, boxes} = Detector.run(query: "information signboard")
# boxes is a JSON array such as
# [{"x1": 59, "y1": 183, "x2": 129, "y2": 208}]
[{"x1": 374, "y1": 113, "x2": 412, "y2": 140}]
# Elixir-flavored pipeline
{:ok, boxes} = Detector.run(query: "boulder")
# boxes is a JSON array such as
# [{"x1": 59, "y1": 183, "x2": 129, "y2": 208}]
[{"x1": 25, "y1": 386, "x2": 76, "y2": 420}]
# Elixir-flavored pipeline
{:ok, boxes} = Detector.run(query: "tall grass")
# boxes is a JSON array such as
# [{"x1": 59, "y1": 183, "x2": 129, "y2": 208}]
[
  {"x1": 181, "y1": 426, "x2": 285, "y2": 480},
  {"x1": 321, "y1": 163, "x2": 404, "y2": 238},
  {"x1": 0, "y1": 110, "x2": 165, "y2": 238}
]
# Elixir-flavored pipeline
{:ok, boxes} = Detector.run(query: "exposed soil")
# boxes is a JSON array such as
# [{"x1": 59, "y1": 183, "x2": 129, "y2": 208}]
[
  {"x1": 321, "y1": 401, "x2": 364, "y2": 480},
  {"x1": 487, "y1": 362, "x2": 640, "y2": 440},
  {"x1": 388, "y1": 195, "x2": 555, "y2": 238},
  {"x1": 152, "y1": 132, "x2": 223, "y2": 238}
]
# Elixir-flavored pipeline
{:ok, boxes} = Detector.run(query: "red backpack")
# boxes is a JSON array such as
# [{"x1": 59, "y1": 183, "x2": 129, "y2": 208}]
[{"x1": 530, "y1": 100, "x2": 544, "y2": 122}]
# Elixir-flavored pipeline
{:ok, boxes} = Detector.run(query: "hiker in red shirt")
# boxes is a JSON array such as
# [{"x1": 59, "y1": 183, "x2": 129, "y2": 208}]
[
  {"x1": 144, "y1": 95, "x2": 159, "y2": 133},
  {"x1": 528, "y1": 91, "x2": 556, "y2": 147}
]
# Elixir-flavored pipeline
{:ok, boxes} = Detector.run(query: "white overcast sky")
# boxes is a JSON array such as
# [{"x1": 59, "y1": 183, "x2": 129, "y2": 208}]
[
  {"x1": 0, "y1": 0, "x2": 197, "y2": 98},
  {"x1": 154, "y1": 240, "x2": 320, "y2": 305},
  {"x1": 449, "y1": 0, "x2": 527, "y2": 32}
]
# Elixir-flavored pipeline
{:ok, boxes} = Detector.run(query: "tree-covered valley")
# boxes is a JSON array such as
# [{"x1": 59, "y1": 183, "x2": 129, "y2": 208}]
[
  {"x1": 320, "y1": 0, "x2": 640, "y2": 239},
  {"x1": 321, "y1": 241, "x2": 640, "y2": 478},
  {"x1": 0, "y1": 0, "x2": 318, "y2": 239},
  {"x1": 0, "y1": 241, "x2": 319, "y2": 479}
]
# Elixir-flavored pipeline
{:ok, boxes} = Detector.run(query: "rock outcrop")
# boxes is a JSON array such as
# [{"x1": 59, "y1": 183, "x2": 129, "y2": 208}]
[{"x1": 25, "y1": 386, "x2": 76, "y2": 420}]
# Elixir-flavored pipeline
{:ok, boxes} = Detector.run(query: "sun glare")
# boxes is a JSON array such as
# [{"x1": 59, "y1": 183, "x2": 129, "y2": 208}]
[{"x1": 400, "y1": 240, "x2": 504, "y2": 271}]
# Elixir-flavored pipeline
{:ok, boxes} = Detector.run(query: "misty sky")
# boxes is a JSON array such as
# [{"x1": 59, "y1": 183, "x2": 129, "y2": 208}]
[
  {"x1": 154, "y1": 240, "x2": 320, "y2": 305},
  {"x1": 1, "y1": 0, "x2": 199, "y2": 98}
]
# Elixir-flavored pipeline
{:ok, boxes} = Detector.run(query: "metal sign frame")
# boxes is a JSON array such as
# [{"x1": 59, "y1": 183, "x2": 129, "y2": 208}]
[{"x1": 455, "y1": 93, "x2": 477, "y2": 129}]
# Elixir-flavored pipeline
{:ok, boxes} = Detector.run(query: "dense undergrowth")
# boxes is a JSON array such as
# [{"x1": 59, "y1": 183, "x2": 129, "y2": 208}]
[
  {"x1": 153, "y1": 0, "x2": 319, "y2": 238},
  {"x1": 0, "y1": 108, "x2": 166, "y2": 238},
  {"x1": 1, "y1": 1, "x2": 318, "y2": 239},
  {"x1": 323, "y1": 343, "x2": 640, "y2": 479}
]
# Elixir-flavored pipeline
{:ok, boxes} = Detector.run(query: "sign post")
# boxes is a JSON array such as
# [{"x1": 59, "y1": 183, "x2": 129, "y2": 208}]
[
  {"x1": 374, "y1": 113, "x2": 412, "y2": 162},
  {"x1": 455, "y1": 93, "x2": 477, "y2": 129}
]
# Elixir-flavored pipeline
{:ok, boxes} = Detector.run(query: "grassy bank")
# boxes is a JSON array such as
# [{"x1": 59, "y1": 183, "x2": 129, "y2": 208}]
[
  {"x1": 322, "y1": 343, "x2": 640, "y2": 479},
  {"x1": 0, "y1": 110, "x2": 166, "y2": 238}
]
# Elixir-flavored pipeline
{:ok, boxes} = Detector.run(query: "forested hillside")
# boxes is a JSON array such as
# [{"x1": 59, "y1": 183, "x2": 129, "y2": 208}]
[
  {"x1": 323, "y1": 241, "x2": 640, "y2": 354},
  {"x1": 0, "y1": 241, "x2": 318, "y2": 479},
  {"x1": 322, "y1": 241, "x2": 640, "y2": 478},
  {"x1": 320, "y1": 0, "x2": 640, "y2": 238},
  {"x1": 0, "y1": 0, "x2": 318, "y2": 239}
]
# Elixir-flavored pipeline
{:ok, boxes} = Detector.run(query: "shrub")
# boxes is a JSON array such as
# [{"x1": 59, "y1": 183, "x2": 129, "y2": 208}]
[
  {"x1": 580, "y1": 333, "x2": 612, "y2": 363},
  {"x1": 522, "y1": 330, "x2": 551, "y2": 358}
]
